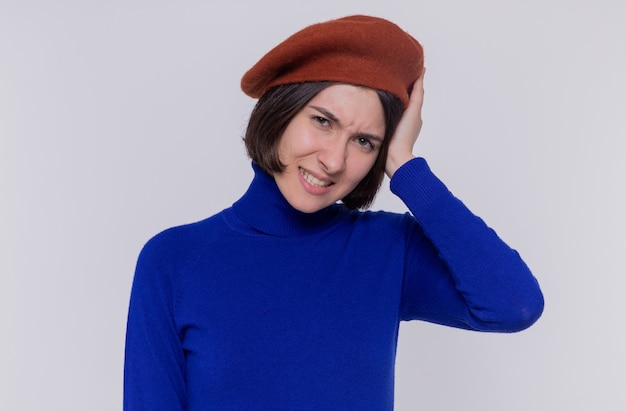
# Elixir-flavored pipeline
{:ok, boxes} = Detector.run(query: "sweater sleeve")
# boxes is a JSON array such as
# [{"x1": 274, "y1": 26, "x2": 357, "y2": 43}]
[
  {"x1": 124, "y1": 233, "x2": 187, "y2": 411},
  {"x1": 391, "y1": 158, "x2": 544, "y2": 332}
]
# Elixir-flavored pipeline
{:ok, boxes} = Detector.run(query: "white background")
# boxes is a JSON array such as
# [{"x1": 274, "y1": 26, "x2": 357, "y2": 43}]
[{"x1": 1, "y1": 0, "x2": 625, "y2": 410}]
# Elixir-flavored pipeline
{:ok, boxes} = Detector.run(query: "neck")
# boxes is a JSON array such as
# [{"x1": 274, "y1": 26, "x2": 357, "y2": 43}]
[{"x1": 230, "y1": 163, "x2": 347, "y2": 237}]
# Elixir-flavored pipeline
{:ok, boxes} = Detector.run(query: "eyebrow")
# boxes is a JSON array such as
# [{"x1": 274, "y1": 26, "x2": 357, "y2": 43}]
[{"x1": 309, "y1": 105, "x2": 385, "y2": 142}]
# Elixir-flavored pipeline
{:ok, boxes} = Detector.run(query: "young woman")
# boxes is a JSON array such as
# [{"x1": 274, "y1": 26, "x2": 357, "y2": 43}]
[{"x1": 124, "y1": 15, "x2": 544, "y2": 410}]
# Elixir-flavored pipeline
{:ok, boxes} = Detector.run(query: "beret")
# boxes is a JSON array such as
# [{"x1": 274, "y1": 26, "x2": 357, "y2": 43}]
[{"x1": 241, "y1": 15, "x2": 424, "y2": 108}]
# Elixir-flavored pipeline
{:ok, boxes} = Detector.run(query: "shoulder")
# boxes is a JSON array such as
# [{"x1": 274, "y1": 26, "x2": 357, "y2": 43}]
[
  {"x1": 137, "y1": 211, "x2": 229, "y2": 267},
  {"x1": 344, "y1": 207, "x2": 418, "y2": 237}
]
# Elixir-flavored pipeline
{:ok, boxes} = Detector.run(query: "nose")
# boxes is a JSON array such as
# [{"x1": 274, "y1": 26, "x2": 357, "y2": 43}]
[{"x1": 318, "y1": 138, "x2": 347, "y2": 174}]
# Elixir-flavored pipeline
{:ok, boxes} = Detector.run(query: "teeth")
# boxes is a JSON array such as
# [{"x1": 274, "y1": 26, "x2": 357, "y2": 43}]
[{"x1": 300, "y1": 168, "x2": 331, "y2": 187}]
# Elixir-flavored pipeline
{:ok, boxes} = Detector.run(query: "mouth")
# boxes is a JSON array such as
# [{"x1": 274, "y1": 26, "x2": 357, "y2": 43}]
[{"x1": 299, "y1": 167, "x2": 333, "y2": 188}]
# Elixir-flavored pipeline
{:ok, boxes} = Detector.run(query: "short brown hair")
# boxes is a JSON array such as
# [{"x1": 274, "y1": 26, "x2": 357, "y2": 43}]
[{"x1": 244, "y1": 82, "x2": 404, "y2": 209}]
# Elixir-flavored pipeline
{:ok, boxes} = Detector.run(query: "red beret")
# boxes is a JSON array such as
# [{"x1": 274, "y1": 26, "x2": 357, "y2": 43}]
[{"x1": 241, "y1": 15, "x2": 424, "y2": 108}]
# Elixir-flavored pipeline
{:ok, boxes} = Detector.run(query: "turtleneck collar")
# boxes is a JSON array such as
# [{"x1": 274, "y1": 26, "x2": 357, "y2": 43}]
[{"x1": 229, "y1": 163, "x2": 348, "y2": 237}]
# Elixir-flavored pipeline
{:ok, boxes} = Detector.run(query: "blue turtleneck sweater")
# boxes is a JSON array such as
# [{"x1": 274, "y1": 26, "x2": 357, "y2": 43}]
[{"x1": 124, "y1": 158, "x2": 543, "y2": 410}]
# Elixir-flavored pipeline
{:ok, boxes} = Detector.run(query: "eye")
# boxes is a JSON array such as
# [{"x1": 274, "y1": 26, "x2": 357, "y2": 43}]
[
  {"x1": 311, "y1": 116, "x2": 331, "y2": 128},
  {"x1": 354, "y1": 136, "x2": 376, "y2": 152}
]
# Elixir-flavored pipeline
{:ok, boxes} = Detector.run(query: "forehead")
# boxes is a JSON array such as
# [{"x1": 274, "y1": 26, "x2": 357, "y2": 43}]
[{"x1": 306, "y1": 84, "x2": 386, "y2": 135}]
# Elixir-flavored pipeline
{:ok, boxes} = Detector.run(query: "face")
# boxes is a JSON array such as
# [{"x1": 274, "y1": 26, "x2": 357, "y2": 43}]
[{"x1": 274, "y1": 84, "x2": 386, "y2": 213}]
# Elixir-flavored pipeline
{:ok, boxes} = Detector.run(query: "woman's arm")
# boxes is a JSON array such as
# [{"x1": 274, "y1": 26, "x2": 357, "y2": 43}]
[
  {"x1": 124, "y1": 234, "x2": 187, "y2": 410},
  {"x1": 389, "y1": 71, "x2": 544, "y2": 332},
  {"x1": 393, "y1": 158, "x2": 544, "y2": 331}
]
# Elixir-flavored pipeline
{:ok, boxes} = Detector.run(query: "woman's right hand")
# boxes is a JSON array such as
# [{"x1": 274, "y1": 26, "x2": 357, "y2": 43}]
[{"x1": 385, "y1": 69, "x2": 425, "y2": 178}]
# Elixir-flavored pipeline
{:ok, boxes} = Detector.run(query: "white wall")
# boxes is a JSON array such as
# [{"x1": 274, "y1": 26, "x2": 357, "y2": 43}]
[{"x1": 1, "y1": 0, "x2": 624, "y2": 409}]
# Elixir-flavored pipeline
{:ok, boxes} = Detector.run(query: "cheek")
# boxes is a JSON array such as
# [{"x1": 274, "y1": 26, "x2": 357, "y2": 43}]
[
  {"x1": 277, "y1": 140, "x2": 289, "y2": 163},
  {"x1": 277, "y1": 137, "x2": 299, "y2": 165},
  {"x1": 278, "y1": 126, "x2": 318, "y2": 161},
  {"x1": 347, "y1": 154, "x2": 378, "y2": 182}
]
